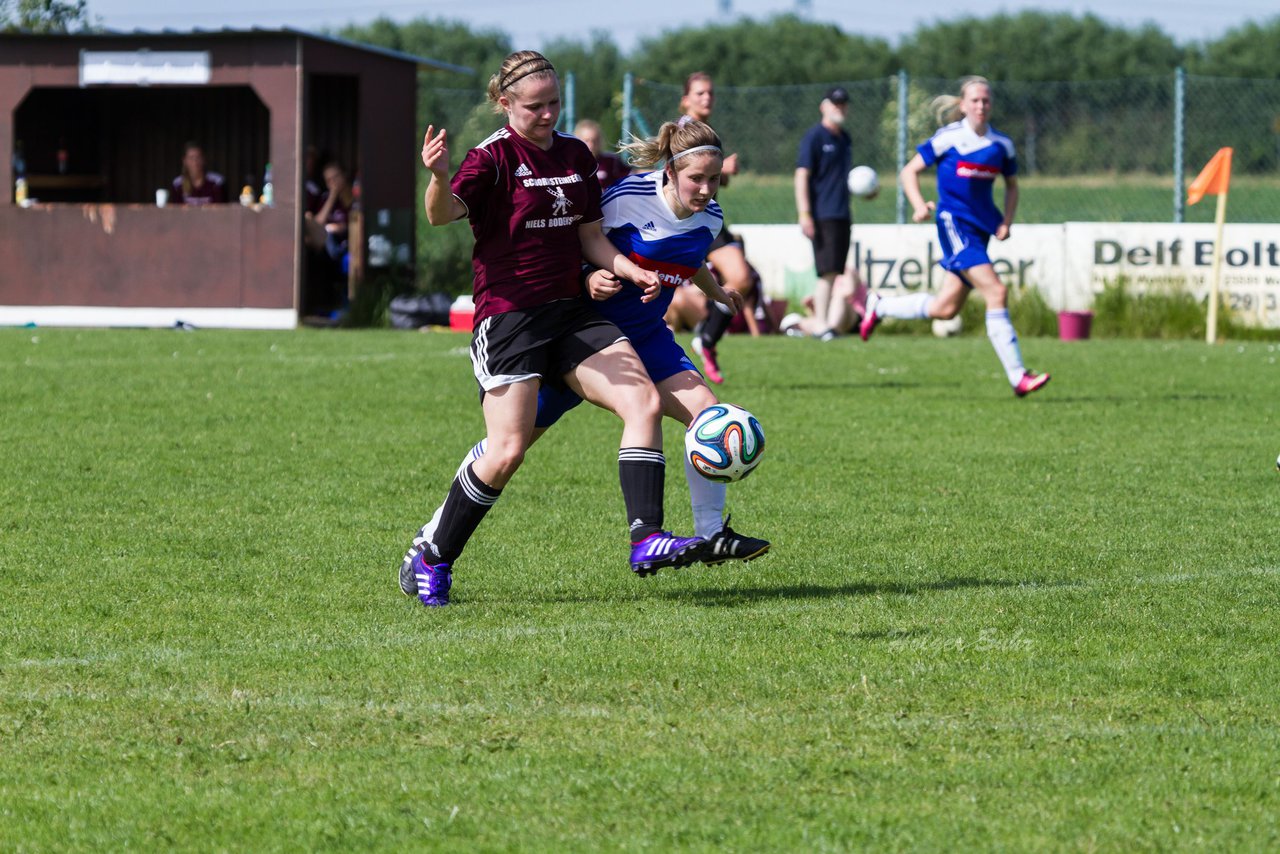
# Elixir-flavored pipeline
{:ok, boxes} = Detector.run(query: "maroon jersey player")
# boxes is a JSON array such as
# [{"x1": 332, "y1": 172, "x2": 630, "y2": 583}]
[
  {"x1": 399, "y1": 50, "x2": 704, "y2": 608},
  {"x1": 573, "y1": 118, "x2": 632, "y2": 190},
  {"x1": 171, "y1": 142, "x2": 226, "y2": 205}
]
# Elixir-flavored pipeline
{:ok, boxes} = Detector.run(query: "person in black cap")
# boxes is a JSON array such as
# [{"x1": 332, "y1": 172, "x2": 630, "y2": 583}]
[{"x1": 791, "y1": 86, "x2": 861, "y2": 339}]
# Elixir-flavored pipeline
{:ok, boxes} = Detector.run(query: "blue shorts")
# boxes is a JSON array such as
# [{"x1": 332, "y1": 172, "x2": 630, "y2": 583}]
[
  {"x1": 936, "y1": 211, "x2": 992, "y2": 280},
  {"x1": 534, "y1": 319, "x2": 698, "y2": 429}
]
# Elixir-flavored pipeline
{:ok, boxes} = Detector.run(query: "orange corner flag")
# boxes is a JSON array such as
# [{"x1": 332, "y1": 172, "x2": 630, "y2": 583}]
[{"x1": 1187, "y1": 147, "x2": 1233, "y2": 205}]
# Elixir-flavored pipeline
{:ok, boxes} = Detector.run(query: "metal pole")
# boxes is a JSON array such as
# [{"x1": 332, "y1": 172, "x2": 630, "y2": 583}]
[
  {"x1": 1173, "y1": 67, "x2": 1186, "y2": 223},
  {"x1": 564, "y1": 71, "x2": 576, "y2": 133},
  {"x1": 622, "y1": 72, "x2": 633, "y2": 154},
  {"x1": 896, "y1": 70, "x2": 908, "y2": 225}
]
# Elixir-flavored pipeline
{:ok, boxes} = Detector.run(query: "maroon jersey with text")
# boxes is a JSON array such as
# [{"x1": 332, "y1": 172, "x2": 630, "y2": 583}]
[
  {"x1": 450, "y1": 127, "x2": 602, "y2": 325},
  {"x1": 172, "y1": 172, "x2": 226, "y2": 205},
  {"x1": 594, "y1": 152, "x2": 632, "y2": 190}
]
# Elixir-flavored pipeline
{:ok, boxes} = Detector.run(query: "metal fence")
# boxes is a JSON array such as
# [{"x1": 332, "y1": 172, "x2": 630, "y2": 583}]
[{"x1": 418, "y1": 71, "x2": 1280, "y2": 226}]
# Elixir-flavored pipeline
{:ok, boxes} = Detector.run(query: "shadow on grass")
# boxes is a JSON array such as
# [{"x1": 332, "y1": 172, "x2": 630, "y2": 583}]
[
  {"x1": 784, "y1": 380, "x2": 930, "y2": 392},
  {"x1": 659, "y1": 575, "x2": 1048, "y2": 607},
  {"x1": 522, "y1": 574, "x2": 1080, "y2": 607},
  {"x1": 1038, "y1": 393, "x2": 1230, "y2": 405}
]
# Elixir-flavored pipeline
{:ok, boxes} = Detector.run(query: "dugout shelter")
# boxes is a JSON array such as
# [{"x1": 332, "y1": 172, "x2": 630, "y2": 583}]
[{"x1": 0, "y1": 29, "x2": 467, "y2": 328}]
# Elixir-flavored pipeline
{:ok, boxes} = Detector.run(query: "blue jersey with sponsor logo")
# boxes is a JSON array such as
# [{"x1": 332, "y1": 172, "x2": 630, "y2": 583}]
[
  {"x1": 917, "y1": 120, "x2": 1016, "y2": 235},
  {"x1": 595, "y1": 171, "x2": 723, "y2": 331}
]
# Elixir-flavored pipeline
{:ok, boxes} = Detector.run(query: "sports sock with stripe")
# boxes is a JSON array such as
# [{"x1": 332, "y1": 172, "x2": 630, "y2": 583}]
[
  {"x1": 684, "y1": 454, "x2": 727, "y2": 539},
  {"x1": 619, "y1": 447, "x2": 665, "y2": 542},
  {"x1": 985, "y1": 308, "x2": 1026, "y2": 386},
  {"x1": 873, "y1": 292, "x2": 934, "y2": 320},
  {"x1": 431, "y1": 462, "x2": 502, "y2": 564}
]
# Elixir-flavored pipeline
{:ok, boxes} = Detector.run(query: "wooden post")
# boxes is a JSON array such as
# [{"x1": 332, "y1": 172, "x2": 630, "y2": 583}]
[{"x1": 1205, "y1": 192, "x2": 1227, "y2": 344}]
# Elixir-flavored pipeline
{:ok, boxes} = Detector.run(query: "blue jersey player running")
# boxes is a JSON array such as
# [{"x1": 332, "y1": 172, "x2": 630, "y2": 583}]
[
  {"x1": 859, "y1": 76, "x2": 1050, "y2": 397},
  {"x1": 400, "y1": 120, "x2": 770, "y2": 596}
]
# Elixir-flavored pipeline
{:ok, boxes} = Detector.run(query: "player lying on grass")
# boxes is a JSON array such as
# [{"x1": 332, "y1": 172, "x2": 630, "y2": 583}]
[{"x1": 400, "y1": 118, "x2": 771, "y2": 602}]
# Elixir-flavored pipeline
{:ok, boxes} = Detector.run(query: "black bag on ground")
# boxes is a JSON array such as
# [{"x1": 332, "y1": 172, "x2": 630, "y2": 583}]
[{"x1": 389, "y1": 292, "x2": 452, "y2": 329}]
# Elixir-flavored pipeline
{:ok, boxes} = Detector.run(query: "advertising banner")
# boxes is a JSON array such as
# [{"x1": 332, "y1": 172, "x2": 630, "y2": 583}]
[{"x1": 735, "y1": 223, "x2": 1280, "y2": 327}]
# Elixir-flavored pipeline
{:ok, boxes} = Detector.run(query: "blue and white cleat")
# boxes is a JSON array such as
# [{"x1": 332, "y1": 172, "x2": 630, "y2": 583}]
[
  {"x1": 410, "y1": 552, "x2": 453, "y2": 607},
  {"x1": 630, "y1": 531, "x2": 705, "y2": 577}
]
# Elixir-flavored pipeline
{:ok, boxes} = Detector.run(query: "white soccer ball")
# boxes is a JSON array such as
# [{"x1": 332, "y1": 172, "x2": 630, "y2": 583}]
[
  {"x1": 931, "y1": 315, "x2": 964, "y2": 338},
  {"x1": 847, "y1": 165, "x2": 879, "y2": 198},
  {"x1": 685, "y1": 403, "x2": 766, "y2": 483}
]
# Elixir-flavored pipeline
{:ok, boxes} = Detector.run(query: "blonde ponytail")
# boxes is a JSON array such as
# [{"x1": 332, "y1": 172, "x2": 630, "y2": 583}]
[
  {"x1": 620, "y1": 119, "x2": 722, "y2": 169},
  {"x1": 931, "y1": 75, "x2": 991, "y2": 126}
]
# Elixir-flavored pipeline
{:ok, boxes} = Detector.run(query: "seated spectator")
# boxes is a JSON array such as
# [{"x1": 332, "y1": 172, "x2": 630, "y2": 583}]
[
  {"x1": 779, "y1": 267, "x2": 868, "y2": 341},
  {"x1": 305, "y1": 161, "x2": 354, "y2": 260},
  {"x1": 573, "y1": 118, "x2": 631, "y2": 189},
  {"x1": 303, "y1": 145, "x2": 325, "y2": 215},
  {"x1": 172, "y1": 142, "x2": 226, "y2": 205}
]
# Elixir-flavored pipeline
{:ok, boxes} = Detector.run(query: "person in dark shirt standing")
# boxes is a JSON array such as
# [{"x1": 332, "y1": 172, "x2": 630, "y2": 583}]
[
  {"x1": 794, "y1": 87, "x2": 856, "y2": 340},
  {"x1": 171, "y1": 142, "x2": 226, "y2": 205},
  {"x1": 402, "y1": 50, "x2": 703, "y2": 607}
]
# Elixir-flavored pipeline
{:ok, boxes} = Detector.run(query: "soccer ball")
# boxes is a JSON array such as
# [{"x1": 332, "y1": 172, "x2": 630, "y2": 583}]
[
  {"x1": 685, "y1": 403, "x2": 765, "y2": 483},
  {"x1": 931, "y1": 315, "x2": 964, "y2": 337},
  {"x1": 847, "y1": 165, "x2": 879, "y2": 198}
]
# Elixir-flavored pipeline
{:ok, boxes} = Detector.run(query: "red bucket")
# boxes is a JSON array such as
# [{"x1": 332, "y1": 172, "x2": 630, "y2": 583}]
[{"x1": 1058, "y1": 310, "x2": 1093, "y2": 341}]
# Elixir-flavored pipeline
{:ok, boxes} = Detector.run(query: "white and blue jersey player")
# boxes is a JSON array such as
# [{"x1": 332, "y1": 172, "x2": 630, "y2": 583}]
[
  {"x1": 859, "y1": 76, "x2": 1050, "y2": 397},
  {"x1": 410, "y1": 120, "x2": 772, "y2": 570}
]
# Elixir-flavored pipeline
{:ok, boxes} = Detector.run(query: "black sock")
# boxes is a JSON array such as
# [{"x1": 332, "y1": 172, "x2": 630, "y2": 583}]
[
  {"x1": 432, "y1": 463, "x2": 502, "y2": 564},
  {"x1": 700, "y1": 298, "x2": 733, "y2": 348},
  {"x1": 619, "y1": 447, "x2": 665, "y2": 542}
]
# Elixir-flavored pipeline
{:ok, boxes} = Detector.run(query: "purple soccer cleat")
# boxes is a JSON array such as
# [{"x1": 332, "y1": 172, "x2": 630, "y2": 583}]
[
  {"x1": 630, "y1": 531, "x2": 705, "y2": 577},
  {"x1": 410, "y1": 552, "x2": 453, "y2": 607}
]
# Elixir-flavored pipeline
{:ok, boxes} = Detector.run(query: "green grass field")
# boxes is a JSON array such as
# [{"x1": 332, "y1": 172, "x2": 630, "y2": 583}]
[
  {"x1": 726, "y1": 173, "x2": 1280, "y2": 225},
  {"x1": 3, "y1": 328, "x2": 1278, "y2": 850}
]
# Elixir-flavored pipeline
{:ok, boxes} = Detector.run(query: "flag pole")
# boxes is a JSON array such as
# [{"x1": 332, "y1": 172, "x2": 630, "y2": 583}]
[{"x1": 1205, "y1": 191, "x2": 1228, "y2": 344}]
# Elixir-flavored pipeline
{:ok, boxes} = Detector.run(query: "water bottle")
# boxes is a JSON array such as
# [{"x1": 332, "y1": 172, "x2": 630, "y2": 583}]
[
  {"x1": 13, "y1": 141, "x2": 26, "y2": 206},
  {"x1": 262, "y1": 162, "x2": 274, "y2": 207}
]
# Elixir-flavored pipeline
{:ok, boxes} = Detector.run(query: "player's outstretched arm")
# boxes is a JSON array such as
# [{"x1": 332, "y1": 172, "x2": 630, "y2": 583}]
[
  {"x1": 900, "y1": 153, "x2": 935, "y2": 223},
  {"x1": 691, "y1": 265, "x2": 741, "y2": 314},
  {"x1": 997, "y1": 175, "x2": 1019, "y2": 240},
  {"x1": 421, "y1": 125, "x2": 466, "y2": 225}
]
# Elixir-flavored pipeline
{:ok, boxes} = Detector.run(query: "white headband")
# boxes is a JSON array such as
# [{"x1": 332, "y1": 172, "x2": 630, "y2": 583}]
[{"x1": 670, "y1": 145, "x2": 722, "y2": 162}]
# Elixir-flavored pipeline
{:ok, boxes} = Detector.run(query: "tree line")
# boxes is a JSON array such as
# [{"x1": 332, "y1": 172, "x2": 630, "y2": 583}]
[{"x1": 336, "y1": 12, "x2": 1280, "y2": 122}]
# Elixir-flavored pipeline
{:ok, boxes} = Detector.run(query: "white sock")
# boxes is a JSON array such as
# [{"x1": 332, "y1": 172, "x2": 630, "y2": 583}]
[
  {"x1": 419, "y1": 439, "x2": 487, "y2": 548},
  {"x1": 985, "y1": 309, "x2": 1025, "y2": 385},
  {"x1": 874, "y1": 292, "x2": 933, "y2": 320},
  {"x1": 684, "y1": 455, "x2": 727, "y2": 539}
]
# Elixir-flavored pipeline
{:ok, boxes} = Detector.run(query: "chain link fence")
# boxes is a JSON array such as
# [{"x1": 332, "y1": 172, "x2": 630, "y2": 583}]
[
  {"x1": 414, "y1": 71, "x2": 1280, "y2": 290},
  {"x1": 623, "y1": 71, "x2": 1280, "y2": 225}
]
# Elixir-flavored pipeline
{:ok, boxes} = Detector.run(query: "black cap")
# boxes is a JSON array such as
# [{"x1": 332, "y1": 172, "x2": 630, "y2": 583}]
[{"x1": 825, "y1": 87, "x2": 850, "y2": 105}]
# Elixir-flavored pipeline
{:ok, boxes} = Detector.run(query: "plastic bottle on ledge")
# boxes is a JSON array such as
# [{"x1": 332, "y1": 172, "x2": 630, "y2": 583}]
[
  {"x1": 240, "y1": 184, "x2": 254, "y2": 206},
  {"x1": 261, "y1": 163, "x2": 274, "y2": 207},
  {"x1": 13, "y1": 141, "x2": 27, "y2": 206}
]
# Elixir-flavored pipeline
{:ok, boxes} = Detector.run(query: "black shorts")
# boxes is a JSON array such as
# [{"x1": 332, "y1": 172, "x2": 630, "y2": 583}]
[
  {"x1": 812, "y1": 218, "x2": 851, "y2": 276},
  {"x1": 470, "y1": 298, "x2": 626, "y2": 393}
]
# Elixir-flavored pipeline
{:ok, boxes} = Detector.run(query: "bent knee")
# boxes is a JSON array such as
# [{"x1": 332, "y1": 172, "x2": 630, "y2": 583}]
[
  {"x1": 483, "y1": 439, "x2": 527, "y2": 478},
  {"x1": 616, "y1": 385, "x2": 662, "y2": 424}
]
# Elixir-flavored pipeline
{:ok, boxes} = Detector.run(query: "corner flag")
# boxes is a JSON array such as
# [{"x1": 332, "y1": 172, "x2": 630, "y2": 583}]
[
  {"x1": 1188, "y1": 147, "x2": 1234, "y2": 343},
  {"x1": 1187, "y1": 147, "x2": 1232, "y2": 205}
]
